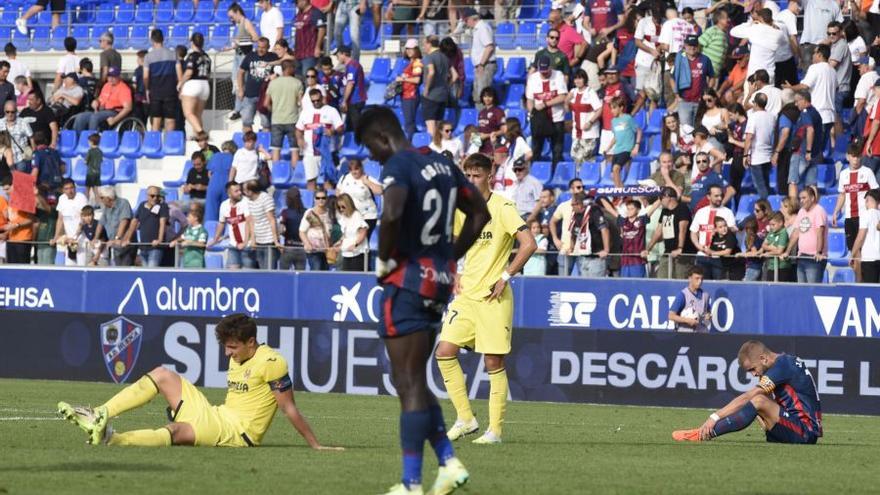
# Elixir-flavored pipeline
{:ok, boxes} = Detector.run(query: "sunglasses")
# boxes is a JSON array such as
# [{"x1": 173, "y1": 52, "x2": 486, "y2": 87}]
[
  {"x1": 696, "y1": 160, "x2": 709, "y2": 164},
  {"x1": 513, "y1": 167, "x2": 525, "y2": 172},
  {"x1": 547, "y1": 35, "x2": 559, "y2": 40},
  {"x1": 306, "y1": 74, "x2": 317, "y2": 79},
  {"x1": 147, "y1": 194, "x2": 159, "y2": 198},
  {"x1": 4, "y1": 110, "x2": 15, "y2": 114},
  {"x1": 315, "y1": 196, "x2": 327, "y2": 200},
  {"x1": 827, "y1": 31, "x2": 839, "y2": 36}
]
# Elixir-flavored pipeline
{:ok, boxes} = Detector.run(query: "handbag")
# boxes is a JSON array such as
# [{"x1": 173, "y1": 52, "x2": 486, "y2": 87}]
[
  {"x1": 384, "y1": 81, "x2": 403, "y2": 101},
  {"x1": 11, "y1": 133, "x2": 33, "y2": 162}
]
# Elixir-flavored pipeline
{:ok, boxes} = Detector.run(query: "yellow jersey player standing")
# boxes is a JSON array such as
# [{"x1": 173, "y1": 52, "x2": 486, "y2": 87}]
[
  {"x1": 58, "y1": 314, "x2": 341, "y2": 450},
  {"x1": 436, "y1": 153, "x2": 537, "y2": 445}
]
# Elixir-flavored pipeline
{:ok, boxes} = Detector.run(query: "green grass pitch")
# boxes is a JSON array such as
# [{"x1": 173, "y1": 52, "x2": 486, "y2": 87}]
[{"x1": 1, "y1": 378, "x2": 878, "y2": 494}]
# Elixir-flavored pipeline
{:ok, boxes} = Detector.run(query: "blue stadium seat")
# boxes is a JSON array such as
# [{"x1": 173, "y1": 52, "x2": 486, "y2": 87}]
[
  {"x1": 193, "y1": 24, "x2": 212, "y2": 37},
  {"x1": 209, "y1": 24, "x2": 230, "y2": 50},
  {"x1": 163, "y1": 161, "x2": 192, "y2": 187},
  {"x1": 828, "y1": 231, "x2": 848, "y2": 267},
  {"x1": 99, "y1": 131, "x2": 120, "y2": 159},
  {"x1": 369, "y1": 57, "x2": 392, "y2": 83},
  {"x1": 96, "y1": 4, "x2": 115, "y2": 24},
  {"x1": 12, "y1": 28, "x2": 30, "y2": 51},
  {"x1": 832, "y1": 267, "x2": 855, "y2": 283},
  {"x1": 599, "y1": 161, "x2": 621, "y2": 187},
  {"x1": 412, "y1": 132, "x2": 431, "y2": 148},
  {"x1": 633, "y1": 109, "x2": 648, "y2": 130},
  {"x1": 459, "y1": 82, "x2": 473, "y2": 108},
  {"x1": 156, "y1": 1, "x2": 175, "y2": 23},
  {"x1": 493, "y1": 58, "x2": 506, "y2": 85},
  {"x1": 129, "y1": 25, "x2": 151, "y2": 50},
  {"x1": 34, "y1": 11, "x2": 53, "y2": 26},
  {"x1": 503, "y1": 57, "x2": 527, "y2": 84},
  {"x1": 464, "y1": 59, "x2": 474, "y2": 82},
  {"x1": 503, "y1": 84, "x2": 525, "y2": 109},
  {"x1": 100, "y1": 158, "x2": 115, "y2": 184},
  {"x1": 817, "y1": 163, "x2": 837, "y2": 193},
  {"x1": 175, "y1": 0, "x2": 195, "y2": 22},
  {"x1": 141, "y1": 131, "x2": 163, "y2": 159},
  {"x1": 71, "y1": 159, "x2": 87, "y2": 186},
  {"x1": 169, "y1": 24, "x2": 191, "y2": 46},
  {"x1": 557, "y1": 192, "x2": 572, "y2": 204},
  {"x1": 516, "y1": 21, "x2": 539, "y2": 50},
  {"x1": 366, "y1": 82, "x2": 387, "y2": 106},
  {"x1": 163, "y1": 188, "x2": 180, "y2": 202},
  {"x1": 531, "y1": 161, "x2": 552, "y2": 185},
  {"x1": 389, "y1": 57, "x2": 408, "y2": 81},
  {"x1": 645, "y1": 108, "x2": 665, "y2": 136},
  {"x1": 819, "y1": 195, "x2": 841, "y2": 225},
  {"x1": 735, "y1": 194, "x2": 758, "y2": 223},
  {"x1": 59, "y1": 130, "x2": 77, "y2": 158},
  {"x1": 339, "y1": 132, "x2": 365, "y2": 158},
  {"x1": 205, "y1": 252, "x2": 225, "y2": 269},
  {"x1": 118, "y1": 131, "x2": 142, "y2": 158},
  {"x1": 576, "y1": 160, "x2": 600, "y2": 187},
  {"x1": 135, "y1": 3, "x2": 155, "y2": 24},
  {"x1": 215, "y1": 1, "x2": 233, "y2": 22},
  {"x1": 364, "y1": 160, "x2": 381, "y2": 179},
  {"x1": 549, "y1": 161, "x2": 575, "y2": 189},
  {"x1": 49, "y1": 26, "x2": 68, "y2": 51},
  {"x1": 74, "y1": 130, "x2": 96, "y2": 156},
  {"x1": 32, "y1": 27, "x2": 50, "y2": 51},
  {"x1": 272, "y1": 161, "x2": 294, "y2": 187},
  {"x1": 194, "y1": 2, "x2": 215, "y2": 22},
  {"x1": 767, "y1": 194, "x2": 783, "y2": 212},
  {"x1": 114, "y1": 158, "x2": 138, "y2": 183},
  {"x1": 162, "y1": 131, "x2": 186, "y2": 156},
  {"x1": 117, "y1": 3, "x2": 136, "y2": 24},
  {"x1": 624, "y1": 161, "x2": 650, "y2": 186},
  {"x1": 496, "y1": 22, "x2": 516, "y2": 50},
  {"x1": 646, "y1": 135, "x2": 662, "y2": 160},
  {"x1": 291, "y1": 162, "x2": 308, "y2": 187},
  {"x1": 299, "y1": 188, "x2": 314, "y2": 209},
  {"x1": 506, "y1": 107, "x2": 527, "y2": 129},
  {"x1": 455, "y1": 108, "x2": 479, "y2": 135}
]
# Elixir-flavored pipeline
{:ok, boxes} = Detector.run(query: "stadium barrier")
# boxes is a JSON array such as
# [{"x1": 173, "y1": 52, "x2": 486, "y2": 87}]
[{"x1": 1, "y1": 268, "x2": 879, "y2": 414}]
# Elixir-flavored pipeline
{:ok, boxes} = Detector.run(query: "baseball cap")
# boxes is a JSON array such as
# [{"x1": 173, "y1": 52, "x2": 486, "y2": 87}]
[
  {"x1": 404, "y1": 38, "x2": 418, "y2": 49},
  {"x1": 460, "y1": 7, "x2": 479, "y2": 18},
  {"x1": 512, "y1": 156, "x2": 528, "y2": 170},
  {"x1": 684, "y1": 35, "x2": 699, "y2": 47},
  {"x1": 107, "y1": 66, "x2": 121, "y2": 78},
  {"x1": 537, "y1": 55, "x2": 551, "y2": 71}
]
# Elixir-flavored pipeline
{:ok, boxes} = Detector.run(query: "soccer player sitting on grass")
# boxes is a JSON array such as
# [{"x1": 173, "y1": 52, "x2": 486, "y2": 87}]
[
  {"x1": 58, "y1": 314, "x2": 341, "y2": 450},
  {"x1": 673, "y1": 340, "x2": 822, "y2": 444},
  {"x1": 436, "y1": 153, "x2": 537, "y2": 445}
]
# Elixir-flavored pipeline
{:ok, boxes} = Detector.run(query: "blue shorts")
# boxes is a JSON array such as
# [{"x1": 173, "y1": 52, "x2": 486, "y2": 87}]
[
  {"x1": 620, "y1": 264, "x2": 646, "y2": 278},
  {"x1": 378, "y1": 285, "x2": 445, "y2": 338},
  {"x1": 766, "y1": 406, "x2": 818, "y2": 444}
]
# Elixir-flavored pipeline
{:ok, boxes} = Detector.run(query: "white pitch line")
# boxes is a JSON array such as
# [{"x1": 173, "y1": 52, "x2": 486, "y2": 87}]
[{"x1": 0, "y1": 417, "x2": 63, "y2": 421}]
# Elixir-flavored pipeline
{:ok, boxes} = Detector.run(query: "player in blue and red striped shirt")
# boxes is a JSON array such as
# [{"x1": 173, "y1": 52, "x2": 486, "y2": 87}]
[
  {"x1": 674, "y1": 340, "x2": 822, "y2": 444},
  {"x1": 356, "y1": 106, "x2": 490, "y2": 495}
]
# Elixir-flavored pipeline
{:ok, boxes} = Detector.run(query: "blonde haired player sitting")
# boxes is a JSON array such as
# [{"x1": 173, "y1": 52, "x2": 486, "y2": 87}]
[
  {"x1": 436, "y1": 153, "x2": 537, "y2": 445},
  {"x1": 58, "y1": 314, "x2": 340, "y2": 450}
]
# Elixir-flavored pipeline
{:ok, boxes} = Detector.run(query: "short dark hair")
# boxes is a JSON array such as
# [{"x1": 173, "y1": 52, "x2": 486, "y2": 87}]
[
  {"x1": 754, "y1": 92, "x2": 768, "y2": 109},
  {"x1": 319, "y1": 56, "x2": 333, "y2": 67},
  {"x1": 215, "y1": 314, "x2": 257, "y2": 344},
  {"x1": 462, "y1": 153, "x2": 493, "y2": 171},
  {"x1": 816, "y1": 44, "x2": 830, "y2": 61},
  {"x1": 708, "y1": 184, "x2": 723, "y2": 195},
  {"x1": 191, "y1": 150, "x2": 206, "y2": 162},
  {"x1": 79, "y1": 57, "x2": 93, "y2": 73},
  {"x1": 0, "y1": 61, "x2": 9, "y2": 71},
  {"x1": 661, "y1": 186, "x2": 679, "y2": 200},
  {"x1": 795, "y1": 89, "x2": 812, "y2": 102},
  {"x1": 64, "y1": 37, "x2": 77, "y2": 52},
  {"x1": 225, "y1": 180, "x2": 239, "y2": 191},
  {"x1": 687, "y1": 265, "x2": 704, "y2": 277},
  {"x1": 281, "y1": 59, "x2": 296, "y2": 73},
  {"x1": 151, "y1": 29, "x2": 165, "y2": 44},
  {"x1": 88, "y1": 133, "x2": 101, "y2": 145},
  {"x1": 191, "y1": 32, "x2": 205, "y2": 50},
  {"x1": 62, "y1": 178, "x2": 75, "y2": 188},
  {"x1": 243, "y1": 130, "x2": 257, "y2": 142},
  {"x1": 33, "y1": 131, "x2": 49, "y2": 147},
  {"x1": 4, "y1": 43, "x2": 16, "y2": 57},
  {"x1": 309, "y1": 88, "x2": 323, "y2": 99},
  {"x1": 753, "y1": 69, "x2": 770, "y2": 84},
  {"x1": 847, "y1": 142, "x2": 862, "y2": 157},
  {"x1": 867, "y1": 188, "x2": 880, "y2": 203},
  {"x1": 568, "y1": 177, "x2": 583, "y2": 188},
  {"x1": 81, "y1": 204, "x2": 95, "y2": 216}
]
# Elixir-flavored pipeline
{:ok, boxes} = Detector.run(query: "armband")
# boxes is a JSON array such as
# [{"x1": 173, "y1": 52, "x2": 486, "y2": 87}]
[{"x1": 268, "y1": 374, "x2": 293, "y2": 392}]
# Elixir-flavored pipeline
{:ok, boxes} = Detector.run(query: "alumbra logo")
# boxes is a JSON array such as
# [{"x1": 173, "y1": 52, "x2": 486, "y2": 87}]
[
  {"x1": 814, "y1": 295, "x2": 880, "y2": 337},
  {"x1": 548, "y1": 291, "x2": 598, "y2": 327},
  {"x1": 118, "y1": 277, "x2": 261, "y2": 315},
  {"x1": 331, "y1": 282, "x2": 383, "y2": 323}
]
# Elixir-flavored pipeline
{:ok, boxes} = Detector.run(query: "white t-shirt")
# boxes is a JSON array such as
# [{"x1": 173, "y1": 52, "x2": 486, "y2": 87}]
[
  {"x1": 729, "y1": 22, "x2": 785, "y2": 82},
  {"x1": 429, "y1": 139, "x2": 464, "y2": 164},
  {"x1": 337, "y1": 172, "x2": 380, "y2": 220},
  {"x1": 763, "y1": 0, "x2": 781, "y2": 18},
  {"x1": 749, "y1": 85, "x2": 782, "y2": 117},
  {"x1": 231, "y1": 148, "x2": 260, "y2": 184},
  {"x1": 7, "y1": 59, "x2": 31, "y2": 94},
  {"x1": 259, "y1": 6, "x2": 285, "y2": 48},
  {"x1": 689, "y1": 205, "x2": 736, "y2": 252},
  {"x1": 56, "y1": 53, "x2": 80, "y2": 76},
  {"x1": 849, "y1": 37, "x2": 868, "y2": 63},
  {"x1": 801, "y1": 61, "x2": 838, "y2": 124},
  {"x1": 526, "y1": 70, "x2": 567, "y2": 122},
  {"x1": 295, "y1": 105, "x2": 344, "y2": 156},
  {"x1": 568, "y1": 87, "x2": 602, "y2": 139},
  {"x1": 300, "y1": 84, "x2": 327, "y2": 115},
  {"x1": 773, "y1": 20, "x2": 795, "y2": 62},
  {"x1": 777, "y1": 9, "x2": 798, "y2": 38},
  {"x1": 658, "y1": 18, "x2": 696, "y2": 55},
  {"x1": 248, "y1": 191, "x2": 276, "y2": 244},
  {"x1": 854, "y1": 71, "x2": 880, "y2": 110},
  {"x1": 800, "y1": 0, "x2": 842, "y2": 44},
  {"x1": 634, "y1": 16, "x2": 659, "y2": 69},
  {"x1": 219, "y1": 198, "x2": 251, "y2": 245},
  {"x1": 859, "y1": 208, "x2": 880, "y2": 262},
  {"x1": 470, "y1": 20, "x2": 496, "y2": 64},
  {"x1": 338, "y1": 210, "x2": 369, "y2": 257},
  {"x1": 57, "y1": 192, "x2": 88, "y2": 237},
  {"x1": 745, "y1": 109, "x2": 776, "y2": 164},
  {"x1": 837, "y1": 167, "x2": 879, "y2": 219}
]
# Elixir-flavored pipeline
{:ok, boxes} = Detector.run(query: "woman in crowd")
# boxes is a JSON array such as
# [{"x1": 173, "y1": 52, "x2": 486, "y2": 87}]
[
  {"x1": 780, "y1": 195, "x2": 799, "y2": 234},
  {"x1": 429, "y1": 120, "x2": 464, "y2": 165},
  {"x1": 179, "y1": 32, "x2": 212, "y2": 136},
  {"x1": 567, "y1": 69, "x2": 602, "y2": 169},
  {"x1": 336, "y1": 159, "x2": 382, "y2": 238},
  {"x1": 660, "y1": 113, "x2": 693, "y2": 157},
  {"x1": 696, "y1": 88, "x2": 729, "y2": 150},
  {"x1": 226, "y1": 2, "x2": 258, "y2": 121},
  {"x1": 0, "y1": 131, "x2": 13, "y2": 184},
  {"x1": 279, "y1": 187, "x2": 306, "y2": 271},
  {"x1": 477, "y1": 87, "x2": 505, "y2": 154},
  {"x1": 333, "y1": 193, "x2": 370, "y2": 272},
  {"x1": 397, "y1": 38, "x2": 423, "y2": 140},
  {"x1": 298, "y1": 187, "x2": 333, "y2": 271}
]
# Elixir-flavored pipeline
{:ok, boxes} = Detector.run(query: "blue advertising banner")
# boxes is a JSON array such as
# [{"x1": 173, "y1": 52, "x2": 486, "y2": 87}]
[{"x1": 1, "y1": 267, "x2": 878, "y2": 338}]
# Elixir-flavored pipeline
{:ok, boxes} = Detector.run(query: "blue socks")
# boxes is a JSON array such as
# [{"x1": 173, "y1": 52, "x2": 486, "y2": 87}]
[
  {"x1": 400, "y1": 406, "x2": 457, "y2": 487},
  {"x1": 428, "y1": 405, "x2": 455, "y2": 466},
  {"x1": 400, "y1": 410, "x2": 431, "y2": 488},
  {"x1": 711, "y1": 402, "x2": 758, "y2": 438}
]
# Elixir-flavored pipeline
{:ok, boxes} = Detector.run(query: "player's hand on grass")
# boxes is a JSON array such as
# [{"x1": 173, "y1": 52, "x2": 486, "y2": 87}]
[
  {"x1": 485, "y1": 278, "x2": 507, "y2": 302},
  {"x1": 698, "y1": 418, "x2": 716, "y2": 441}
]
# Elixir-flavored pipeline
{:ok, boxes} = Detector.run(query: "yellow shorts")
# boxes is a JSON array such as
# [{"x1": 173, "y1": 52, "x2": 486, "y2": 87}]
[
  {"x1": 176, "y1": 377, "x2": 251, "y2": 448},
  {"x1": 439, "y1": 288, "x2": 513, "y2": 355}
]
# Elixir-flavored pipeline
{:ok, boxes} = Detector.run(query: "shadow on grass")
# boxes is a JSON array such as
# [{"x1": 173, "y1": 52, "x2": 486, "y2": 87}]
[{"x1": 0, "y1": 462, "x2": 173, "y2": 473}]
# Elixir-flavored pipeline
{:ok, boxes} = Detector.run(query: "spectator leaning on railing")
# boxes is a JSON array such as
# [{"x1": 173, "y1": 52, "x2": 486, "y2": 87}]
[
  {"x1": 243, "y1": 179, "x2": 282, "y2": 270},
  {"x1": 783, "y1": 186, "x2": 828, "y2": 284},
  {"x1": 123, "y1": 185, "x2": 169, "y2": 269},
  {"x1": 210, "y1": 181, "x2": 255, "y2": 270},
  {"x1": 94, "y1": 186, "x2": 135, "y2": 266}
]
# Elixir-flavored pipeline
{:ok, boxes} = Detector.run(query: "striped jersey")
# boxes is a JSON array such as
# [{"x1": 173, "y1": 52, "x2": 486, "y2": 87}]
[{"x1": 837, "y1": 167, "x2": 879, "y2": 219}]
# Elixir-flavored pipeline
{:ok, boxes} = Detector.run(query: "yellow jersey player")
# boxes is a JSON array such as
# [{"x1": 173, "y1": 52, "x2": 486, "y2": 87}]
[
  {"x1": 436, "y1": 153, "x2": 537, "y2": 445},
  {"x1": 58, "y1": 314, "x2": 340, "y2": 450}
]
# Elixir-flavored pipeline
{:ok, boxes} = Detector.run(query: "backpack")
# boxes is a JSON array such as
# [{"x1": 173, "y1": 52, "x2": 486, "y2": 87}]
[
  {"x1": 257, "y1": 158, "x2": 272, "y2": 191},
  {"x1": 35, "y1": 147, "x2": 64, "y2": 190}
]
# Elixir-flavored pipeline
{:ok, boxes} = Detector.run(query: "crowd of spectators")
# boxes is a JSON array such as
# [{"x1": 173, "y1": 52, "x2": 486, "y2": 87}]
[{"x1": 2, "y1": 0, "x2": 880, "y2": 284}]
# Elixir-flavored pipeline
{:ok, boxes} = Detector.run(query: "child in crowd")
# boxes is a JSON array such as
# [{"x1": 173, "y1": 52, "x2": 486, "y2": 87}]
[
  {"x1": 84, "y1": 132, "x2": 102, "y2": 203},
  {"x1": 77, "y1": 205, "x2": 106, "y2": 266},
  {"x1": 605, "y1": 97, "x2": 641, "y2": 189},
  {"x1": 523, "y1": 219, "x2": 548, "y2": 276},
  {"x1": 738, "y1": 217, "x2": 764, "y2": 281},
  {"x1": 707, "y1": 216, "x2": 741, "y2": 280},
  {"x1": 194, "y1": 131, "x2": 220, "y2": 162},
  {"x1": 170, "y1": 202, "x2": 208, "y2": 268},
  {"x1": 77, "y1": 58, "x2": 98, "y2": 105},
  {"x1": 14, "y1": 76, "x2": 30, "y2": 110},
  {"x1": 759, "y1": 212, "x2": 795, "y2": 282}
]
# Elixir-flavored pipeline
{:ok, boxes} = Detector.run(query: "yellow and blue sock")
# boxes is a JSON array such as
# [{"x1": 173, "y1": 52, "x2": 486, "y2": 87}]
[
  {"x1": 711, "y1": 402, "x2": 758, "y2": 437},
  {"x1": 427, "y1": 405, "x2": 455, "y2": 466},
  {"x1": 400, "y1": 410, "x2": 431, "y2": 488},
  {"x1": 101, "y1": 375, "x2": 159, "y2": 418},
  {"x1": 488, "y1": 367, "x2": 508, "y2": 437},
  {"x1": 108, "y1": 428, "x2": 172, "y2": 447}
]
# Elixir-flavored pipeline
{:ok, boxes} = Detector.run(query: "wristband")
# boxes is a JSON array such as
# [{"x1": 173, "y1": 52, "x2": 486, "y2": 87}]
[
  {"x1": 501, "y1": 271, "x2": 512, "y2": 282},
  {"x1": 710, "y1": 413, "x2": 720, "y2": 422}
]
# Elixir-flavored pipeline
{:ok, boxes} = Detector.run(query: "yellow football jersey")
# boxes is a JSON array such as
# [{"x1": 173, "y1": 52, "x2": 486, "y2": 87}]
[
  {"x1": 454, "y1": 193, "x2": 525, "y2": 301},
  {"x1": 222, "y1": 344, "x2": 290, "y2": 445}
]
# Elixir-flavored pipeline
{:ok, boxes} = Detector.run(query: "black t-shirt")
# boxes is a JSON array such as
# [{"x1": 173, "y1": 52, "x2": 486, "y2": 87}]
[
  {"x1": 20, "y1": 105, "x2": 58, "y2": 141},
  {"x1": 281, "y1": 208, "x2": 304, "y2": 246},
  {"x1": 0, "y1": 81, "x2": 14, "y2": 105},
  {"x1": 185, "y1": 167, "x2": 209, "y2": 199},
  {"x1": 79, "y1": 76, "x2": 98, "y2": 104},
  {"x1": 240, "y1": 52, "x2": 279, "y2": 98},
  {"x1": 571, "y1": 202, "x2": 608, "y2": 254},
  {"x1": 710, "y1": 231, "x2": 740, "y2": 267},
  {"x1": 659, "y1": 202, "x2": 696, "y2": 253},
  {"x1": 135, "y1": 201, "x2": 170, "y2": 243},
  {"x1": 185, "y1": 51, "x2": 212, "y2": 80}
]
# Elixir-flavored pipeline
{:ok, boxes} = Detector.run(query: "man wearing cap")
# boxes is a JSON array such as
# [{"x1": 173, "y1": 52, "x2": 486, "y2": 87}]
[
  {"x1": 48, "y1": 72, "x2": 84, "y2": 122},
  {"x1": 526, "y1": 55, "x2": 567, "y2": 166},
  {"x1": 464, "y1": 8, "x2": 497, "y2": 109},
  {"x1": 530, "y1": 28, "x2": 570, "y2": 79},
  {"x1": 511, "y1": 160, "x2": 543, "y2": 218},
  {"x1": 853, "y1": 56, "x2": 879, "y2": 138},
  {"x1": 294, "y1": 0, "x2": 327, "y2": 76},
  {"x1": 337, "y1": 46, "x2": 367, "y2": 130},
  {"x1": 71, "y1": 66, "x2": 132, "y2": 132},
  {"x1": 673, "y1": 35, "x2": 714, "y2": 129}
]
